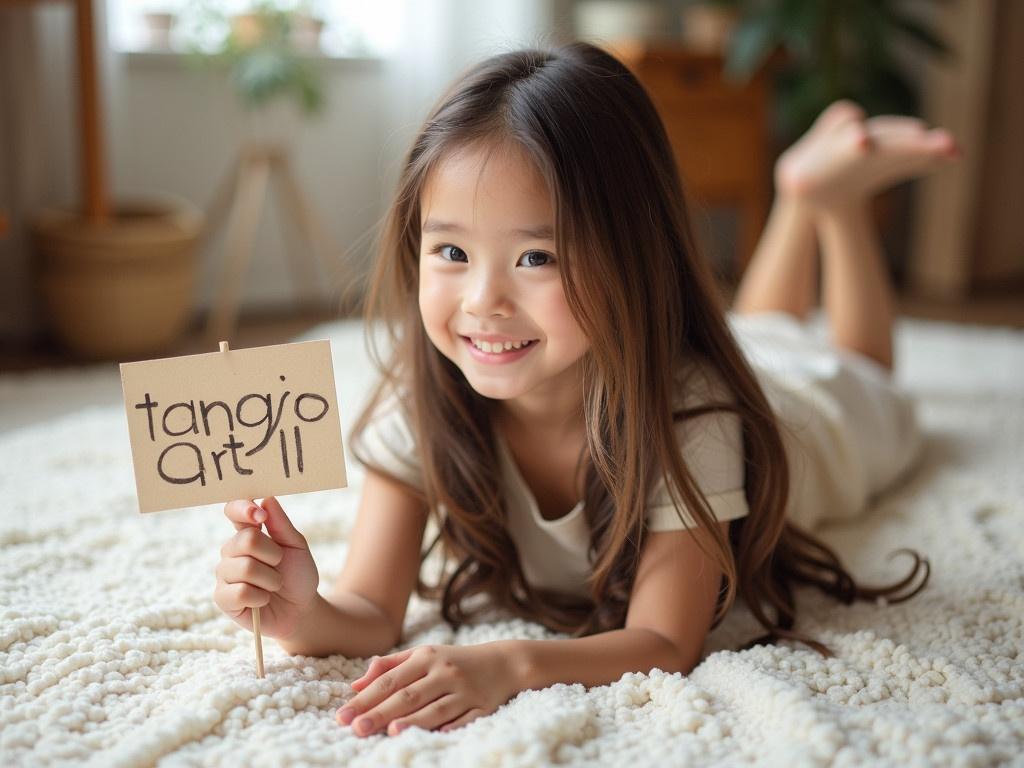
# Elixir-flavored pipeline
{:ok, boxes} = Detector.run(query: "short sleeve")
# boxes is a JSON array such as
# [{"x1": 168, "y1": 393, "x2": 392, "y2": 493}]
[
  {"x1": 646, "y1": 366, "x2": 749, "y2": 531},
  {"x1": 349, "y1": 391, "x2": 424, "y2": 491}
]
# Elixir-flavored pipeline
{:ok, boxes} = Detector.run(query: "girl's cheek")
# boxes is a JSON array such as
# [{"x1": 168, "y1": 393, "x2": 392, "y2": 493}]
[
  {"x1": 532, "y1": 287, "x2": 587, "y2": 348},
  {"x1": 418, "y1": 276, "x2": 452, "y2": 333}
]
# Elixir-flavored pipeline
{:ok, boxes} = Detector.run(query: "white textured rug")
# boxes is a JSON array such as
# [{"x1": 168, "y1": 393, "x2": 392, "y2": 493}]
[{"x1": 2, "y1": 316, "x2": 1022, "y2": 767}]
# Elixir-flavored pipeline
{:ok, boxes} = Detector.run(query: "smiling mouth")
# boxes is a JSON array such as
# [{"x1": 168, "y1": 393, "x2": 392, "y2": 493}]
[{"x1": 460, "y1": 336, "x2": 539, "y2": 354}]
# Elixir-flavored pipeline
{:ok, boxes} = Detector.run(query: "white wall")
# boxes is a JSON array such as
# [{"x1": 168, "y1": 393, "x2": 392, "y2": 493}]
[
  {"x1": 109, "y1": 53, "x2": 391, "y2": 315},
  {"x1": 0, "y1": 0, "x2": 559, "y2": 346}
]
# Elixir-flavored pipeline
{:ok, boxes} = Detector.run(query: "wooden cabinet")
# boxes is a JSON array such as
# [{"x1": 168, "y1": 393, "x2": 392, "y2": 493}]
[{"x1": 608, "y1": 42, "x2": 774, "y2": 280}]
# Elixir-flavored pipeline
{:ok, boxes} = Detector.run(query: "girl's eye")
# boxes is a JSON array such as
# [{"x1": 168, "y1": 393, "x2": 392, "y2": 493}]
[
  {"x1": 432, "y1": 244, "x2": 467, "y2": 263},
  {"x1": 517, "y1": 251, "x2": 554, "y2": 268},
  {"x1": 428, "y1": 245, "x2": 554, "y2": 268}
]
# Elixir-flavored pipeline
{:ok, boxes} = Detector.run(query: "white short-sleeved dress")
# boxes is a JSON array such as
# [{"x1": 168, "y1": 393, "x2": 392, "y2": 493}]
[{"x1": 351, "y1": 310, "x2": 923, "y2": 600}]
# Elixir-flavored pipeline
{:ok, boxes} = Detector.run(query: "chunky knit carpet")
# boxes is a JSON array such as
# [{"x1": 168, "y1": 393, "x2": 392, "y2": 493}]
[{"x1": 2, "y1": 316, "x2": 1022, "y2": 767}]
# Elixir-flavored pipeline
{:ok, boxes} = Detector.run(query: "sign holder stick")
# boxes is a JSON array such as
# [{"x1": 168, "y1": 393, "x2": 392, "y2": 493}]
[{"x1": 219, "y1": 339, "x2": 265, "y2": 679}]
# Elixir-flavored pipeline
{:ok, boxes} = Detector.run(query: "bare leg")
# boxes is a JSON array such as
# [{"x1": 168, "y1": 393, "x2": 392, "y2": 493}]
[
  {"x1": 732, "y1": 197, "x2": 818, "y2": 320},
  {"x1": 732, "y1": 101, "x2": 865, "y2": 320},
  {"x1": 818, "y1": 203, "x2": 894, "y2": 370},
  {"x1": 737, "y1": 101, "x2": 959, "y2": 371}
]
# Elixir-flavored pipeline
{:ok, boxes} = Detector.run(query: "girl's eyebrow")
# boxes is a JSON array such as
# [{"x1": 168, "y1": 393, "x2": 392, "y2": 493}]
[{"x1": 421, "y1": 218, "x2": 555, "y2": 241}]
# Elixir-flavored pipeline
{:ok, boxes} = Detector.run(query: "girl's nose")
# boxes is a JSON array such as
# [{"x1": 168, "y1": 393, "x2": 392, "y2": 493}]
[{"x1": 462, "y1": 268, "x2": 513, "y2": 318}]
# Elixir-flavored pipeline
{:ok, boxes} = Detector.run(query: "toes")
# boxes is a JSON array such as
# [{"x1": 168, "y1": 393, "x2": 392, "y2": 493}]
[
  {"x1": 818, "y1": 99, "x2": 866, "y2": 131},
  {"x1": 866, "y1": 121, "x2": 958, "y2": 157},
  {"x1": 838, "y1": 120, "x2": 872, "y2": 152},
  {"x1": 867, "y1": 116, "x2": 927, "y2": 136},
  {"x1": 925, "y1": 128, "x2": 960, "y2": 157}
]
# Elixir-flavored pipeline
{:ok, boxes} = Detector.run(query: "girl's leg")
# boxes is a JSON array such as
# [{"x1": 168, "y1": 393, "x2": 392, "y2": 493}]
[
  {"x1": 731, "y1": 197, "x2": 817, "y2": 320},
  {"x1": 732, "y1": 101, "x2": 865, "y2": 319},
  {"x1": 817, "y1": 203, "x2": 895, "y2": 370},
  {"x1": 757, "y1": 106, "x2": 959, "y2": 371}
]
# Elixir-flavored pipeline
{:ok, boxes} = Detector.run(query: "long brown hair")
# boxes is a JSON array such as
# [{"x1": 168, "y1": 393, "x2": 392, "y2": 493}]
[{"x1": 349, "y1": 41, "x2": 929, "y2": 657}]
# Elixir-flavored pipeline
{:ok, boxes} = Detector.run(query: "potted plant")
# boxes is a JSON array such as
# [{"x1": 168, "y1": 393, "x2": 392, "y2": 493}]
[
  {"x1": 708, "y1": 0, "x2": 951, "y2": 278},
  {"x1": 142, "y1": 9, "x2": 177, "y2": 51},
  {"x1": 714, "y1": 0, "x2": 950, "y2": 141},
  {"x1": 30, "y1": 198, "x2": 203, "y2": 359},
  {"x1": 290, "y1": 1, "x2": 326, "y2": 53},
  {"x1": 680, "y1": 0, "x2": 740, "y2": 53},
  {"x1": 28, "y1": 0, "x2": 204, "y2": 361},
  {"x1": 184, "y1": 0, "x2": 325, "y2": 119}
]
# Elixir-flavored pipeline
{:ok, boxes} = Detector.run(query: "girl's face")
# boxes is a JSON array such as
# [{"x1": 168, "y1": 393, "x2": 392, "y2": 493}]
[{"x1": 418, "y1": 142, "x2": 590, "y2": 407}]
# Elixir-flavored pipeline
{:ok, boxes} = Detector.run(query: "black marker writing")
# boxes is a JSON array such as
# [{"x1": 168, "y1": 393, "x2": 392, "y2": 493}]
[{"x1": 135, "y1": 377, "x2": 329, "y2": 486}]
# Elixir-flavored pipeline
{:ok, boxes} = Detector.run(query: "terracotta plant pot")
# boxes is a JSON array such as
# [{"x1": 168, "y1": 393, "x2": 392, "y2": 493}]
[
  {"x1": 290, "y1": 13, "x2": 325, "y2": 52},
  {"x1": 142, "y1": 11, "x2": 176, "y2": 51},
  {"x1": 29, "y1": 198, "x2": 203, "y2": 360},
  {"x1": 231, "y1": 13, "x2": 267, "y2": 47},
  {"x1": 574, "y1": 1, "x2": 672, "y2": 43},
  {"x1": 681, "y1": 3, "x2": 739, "y2": 53}
]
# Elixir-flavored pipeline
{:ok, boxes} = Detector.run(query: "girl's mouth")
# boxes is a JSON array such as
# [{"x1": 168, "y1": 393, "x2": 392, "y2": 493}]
[{"x1": 460, "y1": 336, "x2": 539, "y2": 364}]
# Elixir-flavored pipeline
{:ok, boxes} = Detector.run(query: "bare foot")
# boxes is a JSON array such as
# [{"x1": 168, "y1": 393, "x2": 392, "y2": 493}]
[{"x1": 775, "y1": 101, "x2": 960, "y2": 208}]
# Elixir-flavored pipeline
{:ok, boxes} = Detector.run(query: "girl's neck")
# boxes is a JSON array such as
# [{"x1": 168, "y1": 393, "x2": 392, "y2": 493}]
[{"x1": 493, "y1": 376, "x2": 586, "y2": 443}]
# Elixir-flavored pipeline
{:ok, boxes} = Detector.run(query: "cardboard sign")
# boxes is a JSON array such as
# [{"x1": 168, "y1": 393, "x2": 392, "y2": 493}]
[{"x1": 120, "y1": 339, "x2": 347, "y2": 513}]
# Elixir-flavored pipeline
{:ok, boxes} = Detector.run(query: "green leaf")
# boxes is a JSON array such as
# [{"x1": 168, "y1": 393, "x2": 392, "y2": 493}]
[
  {"x1": 724, "y1": 12, "x2": 777, "y2": 82},
  {"x1": 885, "y1": 7, "x2": 952, "y2": 58}
]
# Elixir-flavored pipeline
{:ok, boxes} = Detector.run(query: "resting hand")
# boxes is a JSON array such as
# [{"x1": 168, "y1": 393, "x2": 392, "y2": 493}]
[{"x1": 336, "y1": 643, "x2": 521, "y2": 737}]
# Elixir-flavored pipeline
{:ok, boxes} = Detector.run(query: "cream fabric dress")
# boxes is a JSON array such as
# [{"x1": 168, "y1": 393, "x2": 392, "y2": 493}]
[{"x1": 351, "y1": 310, "x2": 923, "y2": 599}]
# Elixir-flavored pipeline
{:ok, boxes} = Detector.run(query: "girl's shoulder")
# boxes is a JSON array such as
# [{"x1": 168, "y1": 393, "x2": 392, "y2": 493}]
[{"x1": 670, "y1": 355, "x2": 737, "y2": 413}]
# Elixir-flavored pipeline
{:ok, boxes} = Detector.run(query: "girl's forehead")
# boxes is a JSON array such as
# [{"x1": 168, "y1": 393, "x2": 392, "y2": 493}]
[{"x1": 420, "y1": 142, "x2": 553, "y2": 227}]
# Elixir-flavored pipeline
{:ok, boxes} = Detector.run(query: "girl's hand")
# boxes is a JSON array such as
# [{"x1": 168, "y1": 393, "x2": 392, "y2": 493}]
[
  {"x1": 336, "y1": 643, "x2": 520, "y2": 737},
  {"x1": 213, "y1": 496, "x2": 319, "y2": 641}
]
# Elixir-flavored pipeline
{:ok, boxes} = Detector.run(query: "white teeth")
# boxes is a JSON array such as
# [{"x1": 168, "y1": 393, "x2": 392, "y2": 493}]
[{"x1": 471, "y1": 338, "x2": 532, "y2": 353}]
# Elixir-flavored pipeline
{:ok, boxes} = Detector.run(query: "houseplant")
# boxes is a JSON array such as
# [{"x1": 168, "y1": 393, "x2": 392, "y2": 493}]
[
  {"x1": 31, "y1": 199, "x2": 203, "y2": 359},
  {"x1": 183, "y1": 0, "x2": 326, "y2": 120},
  {"x1": 701, "y1": 0, "x2": 951, "y2": 279},
  {"x1": 710, "y1": 0, "x2": 950, "y2": 141},
  {"x1": 28, "y1": 0, "x2": 205, "y2": 361}
]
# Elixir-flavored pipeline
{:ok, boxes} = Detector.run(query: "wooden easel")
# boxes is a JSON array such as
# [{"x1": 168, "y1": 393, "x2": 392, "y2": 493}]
[{"x1": 202, "y1": 144, "x2": 342, "y2": 343}]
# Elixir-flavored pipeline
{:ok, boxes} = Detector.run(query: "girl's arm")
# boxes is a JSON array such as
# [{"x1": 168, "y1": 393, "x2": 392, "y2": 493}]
[
  {"x1": 335, "y1": 520, "x2": 730, "y2": 737},
  {"x1": 514, "y1": 521, "x2": 730, "y2": 687},
  {"x1": 278, "y1": 469, "x2": 429, "y2": 657}
]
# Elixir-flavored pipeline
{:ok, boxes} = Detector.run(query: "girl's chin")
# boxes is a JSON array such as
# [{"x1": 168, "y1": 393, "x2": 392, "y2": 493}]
[{"x1": 462, "y1": 377, "x2": 529, "y2": 401}]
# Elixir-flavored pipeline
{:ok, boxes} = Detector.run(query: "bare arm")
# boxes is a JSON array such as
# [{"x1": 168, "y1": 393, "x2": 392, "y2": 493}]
[
  {"x1": 514, "y1": 521, "x2": 730, "y2": 688},
  {"x1": 276, "y1": 592, "x2": 397, "y2": 658},
  {"x1": 277, "y1": 470, "x2": 429, "y2": 658},
  {"x1": 512, "y1": 628, "x2": 685, "y2": 690}
]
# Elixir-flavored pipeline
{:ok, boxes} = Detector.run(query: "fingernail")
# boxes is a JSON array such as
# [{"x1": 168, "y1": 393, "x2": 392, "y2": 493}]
[
  {"x1": 252, "y1": 507, "x2": 267, "y2": 523},
  {"x1": 337, "y1": 707, "x2": 355, "y2": 724}
]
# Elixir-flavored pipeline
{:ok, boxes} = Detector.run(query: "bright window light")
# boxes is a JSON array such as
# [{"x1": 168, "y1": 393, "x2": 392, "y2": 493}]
[{"x1": 108, "y1": 0, "x2": 401, "y2": 58}]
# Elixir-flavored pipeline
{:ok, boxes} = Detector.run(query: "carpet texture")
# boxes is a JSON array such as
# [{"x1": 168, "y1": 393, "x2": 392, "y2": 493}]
[{"x1": 1, "y1": 316, "x2": 1022, "y2": 767}]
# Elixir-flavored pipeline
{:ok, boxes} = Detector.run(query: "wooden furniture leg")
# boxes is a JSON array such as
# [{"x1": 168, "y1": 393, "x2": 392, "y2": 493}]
[
  {"x1": 205, "y1": 151, "x2": 271, "y2": 343},
  {"x1": 276, "y1": 152, "x2": 341, "y2": 297}
]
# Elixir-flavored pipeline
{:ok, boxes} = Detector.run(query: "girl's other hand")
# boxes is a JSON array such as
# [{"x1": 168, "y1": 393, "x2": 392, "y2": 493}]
[
  {"x1": 213, "y1": 496, "x2": 320, "y2": 640},
  {"x1": 336, "y1": 643, "x2": 521, "y2": 737}
]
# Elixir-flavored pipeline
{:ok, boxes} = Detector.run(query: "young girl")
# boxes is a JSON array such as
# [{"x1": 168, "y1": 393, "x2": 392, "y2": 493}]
[{"x1": 213, "y1": 42, "x2": 958, "y2": 737}]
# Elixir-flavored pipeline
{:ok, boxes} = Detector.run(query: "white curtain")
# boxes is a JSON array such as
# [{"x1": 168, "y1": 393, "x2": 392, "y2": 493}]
[{"x1": 377, "y1": 0, "x2": 564, "y2": 194}]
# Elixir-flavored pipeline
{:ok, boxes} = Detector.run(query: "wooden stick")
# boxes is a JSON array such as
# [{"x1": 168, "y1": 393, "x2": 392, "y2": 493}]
[{"x1": 219, "y1": 340, "x2": 266, "y2": 679}]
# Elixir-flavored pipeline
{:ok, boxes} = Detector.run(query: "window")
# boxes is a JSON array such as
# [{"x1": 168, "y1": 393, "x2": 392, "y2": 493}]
[{"x1": 108, "y1": 0, "x2": 401, "y2": 58}]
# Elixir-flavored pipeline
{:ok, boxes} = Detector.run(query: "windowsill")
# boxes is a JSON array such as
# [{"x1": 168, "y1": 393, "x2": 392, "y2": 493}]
[{"x1": 118, "y1": 48, "x2": 386, "y2": 71}]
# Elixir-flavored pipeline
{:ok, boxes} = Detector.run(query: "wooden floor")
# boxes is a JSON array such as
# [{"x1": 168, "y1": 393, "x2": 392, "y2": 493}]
[{"x1": 1, "y1": 292, "x2": 1022, "y2": 373}]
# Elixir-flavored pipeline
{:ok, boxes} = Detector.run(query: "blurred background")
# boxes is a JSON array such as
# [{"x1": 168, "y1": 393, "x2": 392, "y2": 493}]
[{"x1": 1, "y1": 0, "x2": 1021, "y2": 370}]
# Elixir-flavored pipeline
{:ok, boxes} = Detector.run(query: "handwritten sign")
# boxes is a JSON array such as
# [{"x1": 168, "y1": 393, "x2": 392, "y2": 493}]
[{"x1": 120, "y1": 339, "x2": 347, "y2": 513}]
